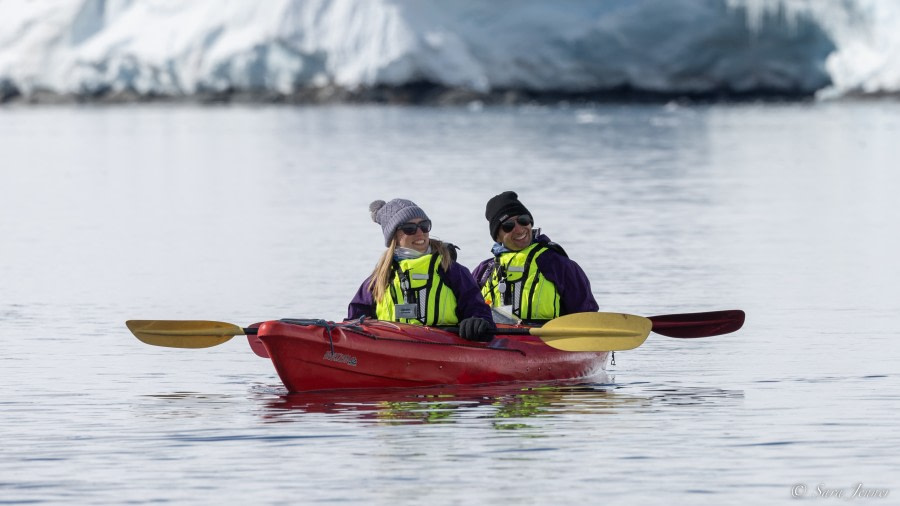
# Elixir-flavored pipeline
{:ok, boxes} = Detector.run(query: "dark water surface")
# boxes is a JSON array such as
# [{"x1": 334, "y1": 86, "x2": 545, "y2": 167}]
[{"x1": 1, "y1": 103, "x2": 898, "y2": 504}]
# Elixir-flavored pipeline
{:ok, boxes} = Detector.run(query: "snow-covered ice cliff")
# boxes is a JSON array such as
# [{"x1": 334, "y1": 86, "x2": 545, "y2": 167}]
[{"x1": 0, "y1": 0, "x2": 897, "y2": 103}]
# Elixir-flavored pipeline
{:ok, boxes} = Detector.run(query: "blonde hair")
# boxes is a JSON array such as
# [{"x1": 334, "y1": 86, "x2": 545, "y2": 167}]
[{"x1": 368, "y1": 238, "x2": 453, "y2": 302}]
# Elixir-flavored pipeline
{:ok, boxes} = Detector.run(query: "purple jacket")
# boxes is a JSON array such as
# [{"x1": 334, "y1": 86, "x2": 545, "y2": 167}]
[
  {"x1": 348, "y1": 260, "x2": 494, "y2": 324},
  {"x1": 472, "y1": 234, "x2": 599, "y2": 316}
]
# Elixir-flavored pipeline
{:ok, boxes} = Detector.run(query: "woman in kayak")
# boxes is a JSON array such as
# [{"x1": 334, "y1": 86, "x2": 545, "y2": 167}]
[
  {"x1": 473, "y1": 191, "x2": 599, "y2": 323},
  {"x1": 348, "y1": 198, "x2": 495, "y2": 342}
]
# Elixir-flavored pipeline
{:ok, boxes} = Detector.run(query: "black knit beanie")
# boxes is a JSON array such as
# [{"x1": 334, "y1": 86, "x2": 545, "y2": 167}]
[{"x1": 485, "y1": 191, "x2": 531, "y2": 240}]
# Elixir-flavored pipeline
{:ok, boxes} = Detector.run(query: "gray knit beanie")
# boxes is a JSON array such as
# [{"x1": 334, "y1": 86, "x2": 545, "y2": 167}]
[{"x1": 369, "y1": 198, "x2": 430, "y2": 246}]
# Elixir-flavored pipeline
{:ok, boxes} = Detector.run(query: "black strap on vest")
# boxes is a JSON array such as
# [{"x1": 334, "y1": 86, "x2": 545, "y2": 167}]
[
  {"x1": 423, "y1": 253, "x2": 441, "y2": 325},
  {"x1": 519, "y1": 245, "x2": 543, "y2": 319}
]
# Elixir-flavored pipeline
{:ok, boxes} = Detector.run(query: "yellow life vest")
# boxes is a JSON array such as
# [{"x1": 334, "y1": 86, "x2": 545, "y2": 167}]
[
  {"x1": 375, "y1": 253, "x2": 459, "y2": 326},
  {"x1": 481, "y1": 242, "x2": 560, "y2": 320}
]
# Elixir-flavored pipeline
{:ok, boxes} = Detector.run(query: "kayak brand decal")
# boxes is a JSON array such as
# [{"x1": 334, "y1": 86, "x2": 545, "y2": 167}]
[{"x1": 323, "y1": 350, "x2": 358, "y2": 367}]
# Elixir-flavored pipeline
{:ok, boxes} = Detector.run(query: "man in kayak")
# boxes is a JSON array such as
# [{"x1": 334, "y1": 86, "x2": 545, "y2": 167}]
[
  {"x1": 473, "y1": 191, "x2": 599, "y2": 323},
  {"x1": 348, "y1": 198, "x2": 496, "y2": 341}
]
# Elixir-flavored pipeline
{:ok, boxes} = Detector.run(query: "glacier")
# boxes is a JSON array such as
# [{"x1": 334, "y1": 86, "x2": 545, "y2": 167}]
[{"x1": 0, "y1": 0, "x2": 897, "y2": 103}]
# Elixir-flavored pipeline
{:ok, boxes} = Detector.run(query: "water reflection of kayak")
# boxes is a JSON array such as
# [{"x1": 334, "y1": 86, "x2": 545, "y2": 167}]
[{"x1": 259, "y1": 382, "x2": 624, "y2": 425}]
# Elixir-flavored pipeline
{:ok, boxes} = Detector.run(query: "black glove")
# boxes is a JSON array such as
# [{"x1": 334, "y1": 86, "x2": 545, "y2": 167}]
[{"x1": 459, "y1": 317, "x2": 492, "y2": 342}]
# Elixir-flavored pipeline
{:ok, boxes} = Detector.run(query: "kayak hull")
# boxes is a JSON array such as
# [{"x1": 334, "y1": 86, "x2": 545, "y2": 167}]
[{"x1": 256, "y1": 320, "x2": 609, "y2": 393}]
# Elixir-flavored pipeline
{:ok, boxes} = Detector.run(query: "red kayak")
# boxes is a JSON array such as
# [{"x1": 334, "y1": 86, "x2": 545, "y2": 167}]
[{"x1": 253, "y1": 319, "x2": 609, "y2": 393}]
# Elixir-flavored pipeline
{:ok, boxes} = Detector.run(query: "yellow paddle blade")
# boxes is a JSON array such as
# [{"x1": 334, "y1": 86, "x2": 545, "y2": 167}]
[
  {"x1": 532, "y1": 312, "x2": 652, "y2": 351},
  {"x1": 126, "y1": 320, "x2": 245, "y2": 348}
]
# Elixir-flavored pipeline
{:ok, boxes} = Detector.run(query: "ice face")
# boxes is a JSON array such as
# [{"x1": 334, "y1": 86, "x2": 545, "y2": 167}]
[{"x1": 0, "y1": 0, "x2": 896, "y2": 101}]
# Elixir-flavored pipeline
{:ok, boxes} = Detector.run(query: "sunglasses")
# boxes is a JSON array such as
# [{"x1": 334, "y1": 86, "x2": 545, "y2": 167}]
[
  {"x1": 500, "y1": 215, "x2": 533, "y2": 233},
  {"x1": 397, "y1": 220, "x2": 432, "y2": 235}
]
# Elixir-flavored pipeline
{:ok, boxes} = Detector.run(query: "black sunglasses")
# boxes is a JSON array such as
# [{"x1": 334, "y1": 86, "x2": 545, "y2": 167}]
[
  {"x1": 397, "y1": 220, "x2": 432, "y2": 235},
  {"x1": 500, "y1": 215, "x2": 533, "y2": 233}
]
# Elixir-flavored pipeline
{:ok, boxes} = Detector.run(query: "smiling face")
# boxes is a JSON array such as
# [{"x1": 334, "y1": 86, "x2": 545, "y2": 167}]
[
  {"x1": 496, "y1": 215, "x2": 533, "y2": 251},
  {"x1": 395, "y1": 218, "x2": 430, "y2": 253}
]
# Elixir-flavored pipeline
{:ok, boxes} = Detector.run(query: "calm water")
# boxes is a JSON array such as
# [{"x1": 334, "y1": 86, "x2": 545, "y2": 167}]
[{"x1": 1, "y1": 102, "x2": 898, "y2": 505}]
